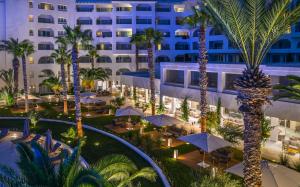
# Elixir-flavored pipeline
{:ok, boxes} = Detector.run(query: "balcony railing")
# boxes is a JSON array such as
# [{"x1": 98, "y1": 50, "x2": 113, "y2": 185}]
[
  {"x1": 77, "y1": 20, "x2": 92, "y2": 25},
  {"x1": 38, "y1": 18, "x2": 54, "y2": 24},
  {"x1": 136, "y1": 19, "x2": 152, "y2": 24},
  {"x1": 96, "y1": 19, "x2": 112, "y2": 25},
  {"x1": 116, "y1": 19, "x2": 132, "y2": 24}
]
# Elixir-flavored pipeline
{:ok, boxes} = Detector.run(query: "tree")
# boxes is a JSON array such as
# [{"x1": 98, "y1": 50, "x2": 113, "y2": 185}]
[
  {"x1": 80, "y1": 68, "x2": 109, "y2": 92},
  {"x1": 217, "y1": 122, "x2": 243, "y2": 145},
  {"x1": 261, "y1": 116, "x2": 273, "y2": 144},
  {"x1": 141, "y1": 28, "x2": 163, "y2": 115},
  {"x1": 180, "y1": 97, "x2": 190, "y2": 122},
  {"x1": 273, "y1": 75, "x2": 300, "y2": 101},
  {"x1": 51, "y1": 47, "x2": 71, "y2": 114},
  {"x1": 63, "y1": 25, "x2": 92, "y2": 138},
  {"x1": 110, "y1": 97, "x2": 125, "y2": 114},
  {"x1": 0, "y1": 142, "x2": 104, "y2": 187},
  {"x1": 182, "y1": 5, "x2": 210, "y2": 133},
  {"x1": 87, "y1": 45, "x2": 99, "y2": 69},
  {"x1": 93, "y1": 154, "x2": 157, "y2": 187},
  {"x1": 17, "y1": 40, "x2": 35, "y2": 113},
  {"x1": 41, "y1": 76, "x2": 63, "y2": 98},
  {"x1": 130, "y1": 34, "x2": 144, "y2": 71},
  {"x1": 204, "y1": 1, "x2": 300, "y2": 185},
  {"x1": 216, "y1": 98, "x2": 222, "y2": 125},
  {"x1": 0, "y1": 69, "x2": 14, "y2": 106},
  {"x1": 0, "y1": 38, "x2": 21, "y2": 102}
]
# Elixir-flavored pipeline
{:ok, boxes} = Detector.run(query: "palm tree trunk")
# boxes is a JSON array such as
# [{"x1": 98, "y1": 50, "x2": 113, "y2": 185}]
[
  {"x1": 60, "y1": 63, "x2": 68, "y2": 114},
  {"x1": 67, "y1": 63, "x2": 71, "y2": 92},
  {"x1": 92, "y1": 57, "x2": 95, "y2": 69},
  {"x1": 147, "y1": 43, "x2": 155, "y2": 115},
  {"x1": 199, "y1": 25, "x2": 208, "y2": 133},
  {"x1": 72, "y1": 45, "x2": 83, "y2": 138},
  {"x1": 135, "y1": 47, "x2": 139, "y2": 71},
  {"x1": 235, "y1": 68, "x2": 272, "y2": 187},
  {"x1": 21, "y1": 56, "x2": 29, "y2": 113},
  {"x1": 12, "y1": 56, "x2": 19, "y2": 104}
]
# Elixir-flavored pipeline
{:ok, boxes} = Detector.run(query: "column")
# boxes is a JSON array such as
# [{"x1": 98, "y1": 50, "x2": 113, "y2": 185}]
[
  {"x1": 145, "y1": 89, "x2": 149, "y2": 102},
  {"x1": 184, "y1": 69, "x2": 189, "y2": 88},
  {"x1": 217, "y1": 72, "x2": 225, "y2": 93},
  {"x1": 171, "y1": 97, "x2": 176, "y2": 114}
]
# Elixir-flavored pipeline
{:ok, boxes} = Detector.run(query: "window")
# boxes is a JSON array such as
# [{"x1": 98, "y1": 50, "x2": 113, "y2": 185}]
[
  {"x1": 28, "y1": 15, "x2": 34, "y2": 22},
  {"x1": 58, "y1": 18, "x2": 67, "y2": 24},
  {"x1": 96, "y1": 7, "x2": 113, "y2": 12},
  {"x1": 76, "y1": 5, "x2": 94, "y2": 12},
  {"x1": 29, "y1": 30, "x2": 34, "y2": 36},
  {"x1": 176, "y1": 17, "x2": 184, "y2": 25},
  {"x1": 28, "y1": 1, "x2": 33, "y2": 8},
  {"x1": 78, "y1": 56, "x2": 92, "y2": 63},
  {"x1": 104, "y1": 68, "x2": 112, "y2": 76},
  {"x1": 136, "y1": 18, "x2": 152, "y2": 25},
  {"x1": 96, "y1": 43, "x2": 112, "y2": 50},
  {"x1": 210, "y1": 28, "x2": 223, "y2": 35},
  {"x1": 38, "y1": 29, "x2": 54, "y2": 37},
  {"x1": 38, "y1": 56, "x2": 54, "y2": 64},
  {"x1": 38, "y1": 15, "x2": 54, "y2": 24},
  {"x1": 38, "y1": 3, "x2": 54, "y2": 10},
  {"x1": 158, "y1": 30, "x2": 170, "y2": 37},
  {"x1": 58, "y1": 31, "x2": 65, "y2": 37},
  {"x1": 225, "y1": 74, "x2": 241, "y2": 91},
  {"x1": 96, "y1": 18, "x2": 112, "y2": 25},
  {"x1": 156, "y1": 5, "x2": 171, "y2": 12},
  {"x1": 97, "y1": 56, "x2": 112, "y2": 63},
  {"x1": 96, "y1": 31, "x2": 112, "y2": 38},
  {"x1": 116, "y1": 7, "x2": 131, "y2": 11},
  {"x1": 208, "y1": 54, "x2": 224, "y2": 62},
  {"x1": 295, "y1": 22, "x2": 300, "y2": 32},
  {"x1": 58, "y1": 5, "x2": 67, "y2": 11},
  {"x1": 116, "y1": 56, "x2": 131, "y2": 63},
  {"x1": 136, "y1": 4, "x2": 152, "y2": 11},
  {"x1": 156, "y1": 43, "x2": 170, "y2": 50},
  {"x1": 209, "y1": 41, "x2": 224, "y2": 49},
  {"x1": 116, "y1": 43, "x2": 131, "y2": 50},
  {"x1": 272, "y1": 39, "x2": 291, "y2": 49},
  {"x1": 175, "y1": 42, "x2": 189, "y2": 50},
  {"x1": 165, "y1": 70, "x2": 184, "y2": 85},
  {"x1": 156, "y1": 56, "x2": 170, "y2": 63},
  {"x1": 38, "y1": 43, "x2": 54, "y2": 50},
  {"x1": 190, "y1": 72, "x2": 218, "y2": 88},
  {"x1": 116, "y1": 30, "x2": 132, "y2": 37},
  {"x1": 137, "y1": 56, "x2": 148, "y2": 63},
  {"x1": 116, "y1": 17, "x2": 132, "y2": 24},
  {"x1": 193, "y1": 42, "x2": 199, "y2": 50},
  {"x1": 156, "y1": 19, "x2": 170, "y2": 25},
  {"x1": 175, "y1": 30, "x2": 189, "y2": 38},
  {"x1": 174, "y1": 5, "x2": 185, "y2": 12},
  {"x1": 116, "y1": 68, "x2": 130, "y2": 76},
  {"x1": 77, "y1": 17, "x2": 92, "y2": 25},
  {"x1": 29, "y1": 57, "x2": 34, "y2": 64}
]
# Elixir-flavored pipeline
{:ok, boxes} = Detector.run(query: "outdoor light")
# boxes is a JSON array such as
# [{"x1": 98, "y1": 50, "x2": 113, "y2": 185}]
[
  {"x1": 157, "y1": 44, "x2": 162, "y2": 51},
  {"x1": 173, "y1": 149, "x2": 178, "y2": 159},
  {"x1": 94, "y1": 142, "x2": 100, "y2": 146},
  {"x1": 12, "y1": 133, "x2": 17, "y2": 139},
  {"x1": 168, "y1": 138, "x2": 172, "y2": 147}
]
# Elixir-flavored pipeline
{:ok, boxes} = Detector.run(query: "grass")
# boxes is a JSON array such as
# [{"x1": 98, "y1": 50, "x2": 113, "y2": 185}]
[{"x1": 0, "y1": 103, "x2": 243, "y2": 187}]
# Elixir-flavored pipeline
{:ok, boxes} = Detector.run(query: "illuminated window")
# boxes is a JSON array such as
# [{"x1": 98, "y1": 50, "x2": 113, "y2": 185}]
[
  {"x1": 174, "y1": 5, "x2": 185, "y2": 13},
  {"x1": 28, "y1": 15, "x2": 34, "y2": 22},
  {"x1": 29, "y1": 57, "x2": 34, "y2": 64}
]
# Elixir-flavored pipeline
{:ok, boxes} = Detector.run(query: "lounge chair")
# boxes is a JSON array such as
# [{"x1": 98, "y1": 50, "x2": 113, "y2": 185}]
[
  {"x1": 0, "y1": 129, "x2": 8, "y2": 141},
  {"x1": 50, "y1": 149, "x2": 68, "y2": 164},
  {"x1": 28, "y1": 134, "x2": 41, "y2": 144},
  {"x1": 50, "y1": 142, "x2": 62, "y2": 153}
]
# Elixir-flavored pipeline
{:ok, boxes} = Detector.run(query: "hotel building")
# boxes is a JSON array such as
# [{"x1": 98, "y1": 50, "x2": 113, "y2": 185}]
[{"x1": 1, "y1": 0, "x2": 300, "y2": 160}]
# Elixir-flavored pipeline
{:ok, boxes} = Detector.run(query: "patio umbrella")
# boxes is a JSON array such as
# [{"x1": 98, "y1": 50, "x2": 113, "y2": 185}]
[
  {"x1": 80, "y1": 92, "x2": 96, "y2": 98},
  {"x1": 178, "y1": 132, "x2": 231, "y2": 168},
  {"x1": 80, "y1": 97, "x2": 102, "y2": 104},
  {"x1": 143, "y1": 114, "x2": 182, "y2": 127},
  {"x1": 45, "y1": 129, "x2": 53, "y2": 153},
  {"x1": 23, "y1": 119, "x2": 30, "y2": 138},
  {"x1": 226, "y1": 160, "x2": 300, "y2": 187},
  {"x1": 20, "y1": 94, "x2": 41, "y2": 100},
  {"x1": 115, "y1": 106, "x2": 144, "y2": 117}
]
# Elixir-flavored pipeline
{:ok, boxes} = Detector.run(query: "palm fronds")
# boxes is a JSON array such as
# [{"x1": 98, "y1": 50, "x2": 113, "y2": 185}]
[{"x1": 273, "y1": 75, "x2": 300, "y2": 101}]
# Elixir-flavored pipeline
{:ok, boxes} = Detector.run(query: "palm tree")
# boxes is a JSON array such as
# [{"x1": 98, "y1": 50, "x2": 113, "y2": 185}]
[
  {"x1": 41, "y1": 76, "x2": 63, "y2": 98},
  {"x1": 181, "y1": 6, "x2": 210, "y2": 132},
  {"x1": 17, "y1": 40, "x2": 34, "y2": 113},
  {"x1": 130, "y1": 34, "x2": 144, "y2": 71},
  {"x1": 0, "y1": 69, "x2": 14, "y2": 106},
  {"x1": 80, "y1": 68, "x2": 109, "y2": 92},
  {"x1": 55, "y1": 37, "x2": 72, "y2": 92},
  {"x1": 0, "y1": 38, "x2": 21, "y2": 102},
  {"x1": 87, "y1": 45, "x2": 99, "y2": 69},
  {"x1": 93, "y1": 154, "x2": 157, "y2": 187},
  {"x1": 273, "y1": 75, "x2": 300, "y2": 101},
  {"x1": 63, "y1": 25, "x2": 92, "y2": 138},
  {"x1": 51, "y1": 47, "x2": 71, "y2": 114},
  {"x1": 204, "y1": 0, "x2": 300, "y2": 186},
  {"x1": 0, "y1": 142, "x2": 104, "y2": 186},
  {"x1": 110, "y1": 97, "x2": 125, "y2": 114},
  {"x1": 141, "y1": 28, "x2": 163, "y2": 115}
]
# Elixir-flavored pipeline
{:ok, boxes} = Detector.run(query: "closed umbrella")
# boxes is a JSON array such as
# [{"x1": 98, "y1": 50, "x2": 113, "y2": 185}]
[
  {"x1": 23, "y1": 119, "x2": 30, "y2": 138},
  {"x1": 45, "y1": 129, "x2": 53, "y2": 153},
  {"x1": 80, "y1": 92, "x2": 96, "y2": 98},
  {"x1": 178, "y1": 133, "x2": 231, "y2": 168},
  {"x1": 143, "y1": 114, "x2": 182, "y2": 127},
  {"x1": 226, "y1": 160, "x2": 300, "y2": 187}
]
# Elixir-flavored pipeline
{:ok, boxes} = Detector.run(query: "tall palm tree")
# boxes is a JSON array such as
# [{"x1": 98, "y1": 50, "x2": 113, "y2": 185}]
[
  {"x1": 87, "y1": 45, "x2": 99, "y2": 69},
  {"x1": 0, "y1": 142, "x2": 104, "y2": 186},
  {"x1": 0, "y1": 38, "x2": 21, "y2": 102},
  {"x1": 141, "y1": 28, "x2": 163, "y2": 115},
  {"x1": 17, "y1": 40, "x2": 34, "y2": 113},
  {"x1": 55, "y1": 37, "x2": 72, "y2": 92},
  {"x1": 182, "y1": 6, "x2": 210, "y2": 132},
  {"x1": 130, "y1": 34, "x2": 144, "y2": 71},
  {"x1": 63, "y1": 25, "x2": 92, "y2": 138},
  {"x1": 80, "y1": 68, "x2": 109, "y2": 92},
  {"x1": 204, "y1": 0, "x2": 300, "y2": 186},
  {"x1": 51, "y1": 47, "x2": 71, "y2": 114},
  {"x1": 93, "y1": 154, "x2": 157, "y2": 187},
  {"x1": 273, "y1": 75, "x2": 300, "y2": 101}
]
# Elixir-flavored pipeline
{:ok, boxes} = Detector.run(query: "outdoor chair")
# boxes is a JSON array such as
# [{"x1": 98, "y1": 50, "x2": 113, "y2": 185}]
[
  {"x1": 26, "y1": 134, "x2": 41, "y2": 144},
  {"x1": 0, "y1": 129, "x2": 8, "y2": 141}
]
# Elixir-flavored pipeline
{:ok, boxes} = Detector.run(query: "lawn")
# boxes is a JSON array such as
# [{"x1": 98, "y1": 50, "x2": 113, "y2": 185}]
[{"x1": 0, "y1": 103, "x2": 243, "y2": 187}]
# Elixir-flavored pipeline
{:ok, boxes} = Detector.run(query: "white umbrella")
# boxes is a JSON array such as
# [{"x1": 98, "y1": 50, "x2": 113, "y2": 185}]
[
  {"x1": 80, "y1": 92, "x2": 96, "y2": 98},
  {"x1": 115, "y1": 106, "x2": 144, "y2": 117},
  {"x1": 143, "y1": 114, "x2": 183, "y2": 127},
  {"x1": 178, "y1": 132, "x2": 231, "y2": 168},
  {"x1": 19, "y1": 94, "x2": 41, "y2": 100},
  {"x1": 226, "y1": 161, "x2": 300, "y2": 187},
  {"x1": 80, "y1": 97, "x2": 102, "y2": 104}
]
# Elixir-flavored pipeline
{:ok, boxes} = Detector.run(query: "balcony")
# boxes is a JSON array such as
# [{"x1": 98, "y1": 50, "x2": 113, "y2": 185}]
[
  {"x1": 38, "y1": 3, "x2": 54, "y2": 10},
  {"x1": 156, "y1": 7, "x2": 171, "y2": 12},
  {"x1": 116, "y1": 19, "x2": 132, "y2": 25},
  {"x1": 96, "y1": 19, "x2": 112, "y2": 25},
  {"x1": 76, "y1": 5, "x2": 94, "y2": 12},
  {"x1": 38, "y1": 43, "x2": 54, "y2": 50},
  {"x1": 77, "y1": 18, "x2": 92, "y2": 25},
  {"x1": 38, "y1": 29, "x2": 54, "y2": 37},
  {"x1": 97, "y1": 43, "x2": 112, "y2": 50},
  {"x1": 96, "y1": 7, "x2": 113, "y2": 12},
  {"x1": 136, "y1": 19, "x2": 152, "y2": 25},
  {"x1": 156, "y1": 19, "x2": 170, "y2": 25},
  {"x1": 116, "y1": 43, "x2": 131, "y2": 50},
  {"x1": 38, "y1": 15, "x2": 54, "y2": 24},
  {"x1": 116, "y1": 56, "x2": 131, "y2": 63}
]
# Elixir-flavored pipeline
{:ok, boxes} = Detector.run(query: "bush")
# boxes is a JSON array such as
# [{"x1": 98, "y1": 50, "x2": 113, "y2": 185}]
[
  {"x1": 217, "y1": 122, "x2": 243, "y2": 144},
  {"x1": 191, "y1": 174, "x2": 241, "y2": 187}
]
